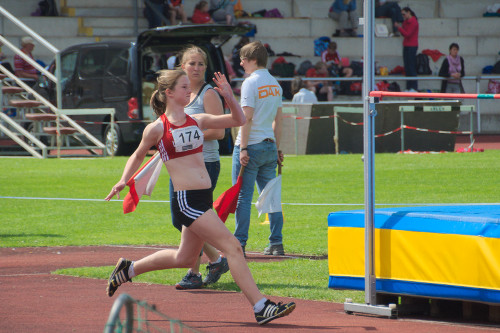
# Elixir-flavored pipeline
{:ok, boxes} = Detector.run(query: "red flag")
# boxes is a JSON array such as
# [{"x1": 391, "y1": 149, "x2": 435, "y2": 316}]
[
  {"x1": 213, "y1": 166, "x2": 245, "y2": 222},
  {"x1": 123, "y1": 152, "x2": 163, "y2": 214}
]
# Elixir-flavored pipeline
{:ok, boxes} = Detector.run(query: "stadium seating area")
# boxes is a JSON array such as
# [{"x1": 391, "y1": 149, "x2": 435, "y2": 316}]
[{"x1": 1, "y1": 0, "x2": 499, "y2": 131}]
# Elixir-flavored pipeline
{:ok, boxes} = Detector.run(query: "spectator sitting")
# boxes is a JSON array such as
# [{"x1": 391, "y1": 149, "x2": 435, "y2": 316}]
[
  {"x1": 306, "y1": 61, "x2": 334, "y2": 101},
  {"x1": 291, "y1": 77, "x2": 318, "y2": 103},
  {"x1": 166, "y1": 0, "x2": 188, "y2": 25},
  {"x1": 14, "y1": 36, "x2": 39, "y2": 83},
  {"x1": 321, "y1": 41, "x2": 353, "y2": 77},
  {"x1": 192, "y1": 1, "x2": 215, "y2": 24},
  {"x1": 375, "y1": 0, "x2": 403, "y2": 36},
  {"x1": 210, "y1": 0, "x2": 237, "y2": 25},
  {"x1": 329, "y1": 0, "x2": 359, "y2": 37}
]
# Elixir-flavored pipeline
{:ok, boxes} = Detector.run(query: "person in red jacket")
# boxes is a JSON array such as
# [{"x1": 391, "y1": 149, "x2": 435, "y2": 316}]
[
  {"x1": 395, "y1": 7, "x2": 419, "y2": 91},
  {"x1": 191, "y1": 1, "x2": 215, "y2": 24}
]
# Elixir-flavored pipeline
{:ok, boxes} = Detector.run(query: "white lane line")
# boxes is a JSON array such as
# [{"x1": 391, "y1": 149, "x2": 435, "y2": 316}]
[
  {"x1": 0, "y1": 196, "x2": 498, "y2": 207},
  {"x1": 0, "y1": 273, "x2": 49, "y2": 277}
]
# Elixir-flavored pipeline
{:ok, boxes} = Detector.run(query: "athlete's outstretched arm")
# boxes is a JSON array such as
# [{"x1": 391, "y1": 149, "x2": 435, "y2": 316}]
[{"x1": 105, "y1": 122, "x2": 162, "y2": 200}]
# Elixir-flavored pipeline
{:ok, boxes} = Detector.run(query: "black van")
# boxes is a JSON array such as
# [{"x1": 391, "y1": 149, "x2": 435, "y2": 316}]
[{"x1": 36, "y1": 25, "x2": 249, "y2": 155}]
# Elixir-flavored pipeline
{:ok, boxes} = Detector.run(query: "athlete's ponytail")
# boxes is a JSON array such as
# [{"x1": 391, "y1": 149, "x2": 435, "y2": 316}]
[
  {"x1": 150, "y1": 69, "x2": 186, "y2": 117},
  {"x1": 150, "y1": 89, "x2": 166, "y2": 117}
]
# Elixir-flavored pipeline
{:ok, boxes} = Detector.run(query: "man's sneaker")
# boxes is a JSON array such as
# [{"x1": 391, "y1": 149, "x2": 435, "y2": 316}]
[
  {"x1": 175, "y1": 271, "x2": 203, "y2": 290},
  {"x1": 203, "y1": 257, "x2": 229, "y2": 285},
  {"x1": 263, "y1": 244, "x2": 285, "y2": 256},
  {"x1": 241, "y1": 245, "x2": 246, "y2": 258},
  {"x1": 255, "y1": 300, "x2": 296, "y2": 325},
  {"x1": 107, "y1": 258, "x2": 132, "y2": 297}
]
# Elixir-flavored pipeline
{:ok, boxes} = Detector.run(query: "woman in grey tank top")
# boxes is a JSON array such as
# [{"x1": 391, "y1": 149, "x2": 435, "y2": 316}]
[{"x1": 169, "y1": 45, "x2": 230, "y2": 290}]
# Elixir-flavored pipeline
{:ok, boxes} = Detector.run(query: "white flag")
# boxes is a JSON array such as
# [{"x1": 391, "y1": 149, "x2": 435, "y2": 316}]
[
  {"x1": 255, "y1": 175, "x2": 282, "y2": 217},
  {"x1": 123, "y1": 152, "x2": 163, "y2": 214}
]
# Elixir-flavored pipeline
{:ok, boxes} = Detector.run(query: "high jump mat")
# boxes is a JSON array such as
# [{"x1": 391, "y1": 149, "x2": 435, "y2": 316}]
[{"x1": 328, "y1": 205, "x2": 500, "y2": 304}]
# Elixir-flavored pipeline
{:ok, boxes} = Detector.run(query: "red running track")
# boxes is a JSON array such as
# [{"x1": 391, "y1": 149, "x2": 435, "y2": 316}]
[{"x1": 1, "y1": 246, "x2": 499, "y2": 333}]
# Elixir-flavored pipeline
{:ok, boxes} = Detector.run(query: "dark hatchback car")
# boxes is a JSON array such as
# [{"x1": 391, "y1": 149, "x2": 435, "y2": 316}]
[{"x1": 37, "y1": 25, "x2": 249, "y2": 155}]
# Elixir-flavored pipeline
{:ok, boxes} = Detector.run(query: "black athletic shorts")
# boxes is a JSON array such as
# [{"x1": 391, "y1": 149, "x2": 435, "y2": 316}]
[{"x1": 171, "y1": 188, "x2": 213, "y2": 231}]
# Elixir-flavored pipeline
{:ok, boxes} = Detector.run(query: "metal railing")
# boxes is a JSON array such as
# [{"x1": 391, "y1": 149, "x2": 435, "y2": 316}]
[
  {"x1": 0, "y1": 5, "x2": 113, "y2": 158},
  {"x1": 0, "y1": 5, "x2": 62, "y2": 108}
]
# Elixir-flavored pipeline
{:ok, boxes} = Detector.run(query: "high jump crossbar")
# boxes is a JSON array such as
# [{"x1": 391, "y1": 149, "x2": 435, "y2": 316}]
[{"x1": 370, "y1": 91, "x2": 500, "y2": 100}]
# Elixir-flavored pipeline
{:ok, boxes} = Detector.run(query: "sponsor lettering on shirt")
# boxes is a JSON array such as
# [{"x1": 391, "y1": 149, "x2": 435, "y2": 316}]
[{"x1": 258, "y1": 85, "x2": 281, "y2": 99}]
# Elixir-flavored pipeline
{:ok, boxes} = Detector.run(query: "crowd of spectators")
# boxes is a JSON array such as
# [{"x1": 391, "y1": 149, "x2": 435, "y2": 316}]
[{"x1": 1, "y1": 1, "x2": 487, "y2": 100}]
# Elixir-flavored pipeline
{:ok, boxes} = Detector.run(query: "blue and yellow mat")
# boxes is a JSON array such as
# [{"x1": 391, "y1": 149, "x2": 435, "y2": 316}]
[{"x1": 328, "y1": 205, "x2": 500, "y2": 303}]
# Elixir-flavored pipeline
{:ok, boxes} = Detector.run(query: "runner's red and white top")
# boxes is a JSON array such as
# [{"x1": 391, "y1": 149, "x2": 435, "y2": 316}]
[{"x1": 156, "y1": 113, "x2": 204, "y2": 162}]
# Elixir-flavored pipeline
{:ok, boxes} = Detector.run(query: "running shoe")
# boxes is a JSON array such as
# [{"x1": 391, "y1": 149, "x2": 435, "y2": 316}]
[
  {"x1": 203, "y1": 257, "x2": 229, "y2": 285},
  {"x1": 255, "y1": 300, "x2": 296, "y2": 325},
  {"x1": 175, "y1": 271, "x2": 203, "y2": 290},
  {"x1": 107, "y1": 258, "x2": 132, "y2": 297},
  {"x1": 263, "y1": 244, "x2": 285, "y2": 256}
]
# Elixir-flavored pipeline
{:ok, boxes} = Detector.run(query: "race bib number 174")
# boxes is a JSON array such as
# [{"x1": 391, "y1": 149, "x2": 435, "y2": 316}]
[{"x1": 171, "y1": 126, "x2": 204, "y2": 152}]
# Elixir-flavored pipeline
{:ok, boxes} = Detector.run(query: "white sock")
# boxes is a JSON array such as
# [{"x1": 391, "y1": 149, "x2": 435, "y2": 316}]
[
  {"x1": 188, "y1": 269, "x2": 201, "y2": 276},
  {"x1": 212, "y1": 256, "x2": 222, "y2": 264},
  {"x1": 253, "y1": 297, "x2": 268, "y2": 313},
  {"x1": 128, "y1": 261, "x2": 136, "y2": 279}
]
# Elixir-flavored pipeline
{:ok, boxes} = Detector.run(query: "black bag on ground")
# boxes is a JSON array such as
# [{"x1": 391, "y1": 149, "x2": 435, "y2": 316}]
[
  {"x1": 349, "y1": 61, "x2": 363, "y2": 76},
  {"x1": 388, "y1": 81, "x2": 401, "y2": 92},
  {"x1": 270, "y1": 62, "x2": 295, "y2": 78},
  {"x1": 297, "y1": 60, "x2": 313, "y2": 75},
  {"x1": 251, "y1": 9, "x2": 267, "y2": 17},
  {"x1": 329, "y1": 64, "x2": 340, "y2": 77},
  {"x1": 339, "y1": 80, "x2": 362, "y2": 95},
  {"x1": 492, "y1": 60, "x2": 500, "y2": 74},
  {"x1": 416, "y1": 53, "x2": 432, "y2": 75}
]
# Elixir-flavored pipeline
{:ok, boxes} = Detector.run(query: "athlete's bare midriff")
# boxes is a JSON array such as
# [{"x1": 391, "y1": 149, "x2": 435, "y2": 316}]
[{"x1": 164, "y1": 152, "x2": 212, "y2": 191}]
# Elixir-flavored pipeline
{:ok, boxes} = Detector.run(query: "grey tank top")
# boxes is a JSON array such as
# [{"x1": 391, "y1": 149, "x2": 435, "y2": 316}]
[{"x1": 184, "y1": 83, "x2": 220, "y2": 162}]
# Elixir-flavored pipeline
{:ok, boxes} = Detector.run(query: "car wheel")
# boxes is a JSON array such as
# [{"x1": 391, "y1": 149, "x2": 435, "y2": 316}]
[{"x1": 104, "y1": 124, "x2": 129, "y2": 156}]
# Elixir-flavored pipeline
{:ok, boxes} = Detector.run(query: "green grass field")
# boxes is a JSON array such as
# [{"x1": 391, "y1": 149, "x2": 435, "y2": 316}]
[{"x1": 1, "y1": 151, "x2": 499, "y2": 303}]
